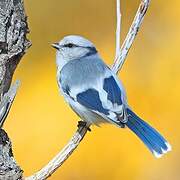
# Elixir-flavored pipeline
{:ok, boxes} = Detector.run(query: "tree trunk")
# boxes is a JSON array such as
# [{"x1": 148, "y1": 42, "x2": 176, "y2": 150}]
[{"x1": 0, "y1": 0, "x2": 30, "y2": 179}]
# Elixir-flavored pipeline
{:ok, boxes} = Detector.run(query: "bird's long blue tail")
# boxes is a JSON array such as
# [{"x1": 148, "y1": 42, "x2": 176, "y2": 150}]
[{"x1": 126, "y1": 108, "x2": 171, "y2": 158}]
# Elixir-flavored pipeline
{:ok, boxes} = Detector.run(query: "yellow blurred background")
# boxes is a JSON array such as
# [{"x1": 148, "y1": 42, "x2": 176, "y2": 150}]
[{"x1": 5, "y1": 0, "x2": 180, "y2": 179}]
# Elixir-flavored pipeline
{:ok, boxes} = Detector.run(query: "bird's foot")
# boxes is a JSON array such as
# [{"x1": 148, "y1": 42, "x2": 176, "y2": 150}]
[
  {"x1": 77, "y1": 121, "x2": 91, "y2": 131},
  {"x1": 119, "y1": 122, "x2": 126, "y2": 128}
]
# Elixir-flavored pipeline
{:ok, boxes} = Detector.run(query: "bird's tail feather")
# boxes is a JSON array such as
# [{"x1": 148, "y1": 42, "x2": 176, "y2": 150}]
[{"x1": 126, "y1": 108, "x2": 171, "y2": 158}]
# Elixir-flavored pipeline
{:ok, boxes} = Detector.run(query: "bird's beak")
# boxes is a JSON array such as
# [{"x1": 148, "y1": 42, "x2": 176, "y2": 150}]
[{"x1": 51, "y1": 43, "x2": 60, "y2": 50}]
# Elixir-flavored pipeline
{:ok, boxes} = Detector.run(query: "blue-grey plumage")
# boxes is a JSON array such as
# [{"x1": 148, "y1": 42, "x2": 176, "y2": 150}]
[
  {"x1": 59, "y1": 53, "x2": 127, "y2": 126},
  {"x1": 52, "y1": 35, "x2": 171, "y2": 158}
]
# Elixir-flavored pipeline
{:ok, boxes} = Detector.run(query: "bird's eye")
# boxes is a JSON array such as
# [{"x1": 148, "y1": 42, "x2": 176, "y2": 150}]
[{"x1": 64, "y1": 43, "x2": 75, "y2": 48}]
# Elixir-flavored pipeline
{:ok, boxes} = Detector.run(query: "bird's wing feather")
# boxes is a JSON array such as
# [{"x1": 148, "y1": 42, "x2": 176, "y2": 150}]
[
  {"x1": 59, "y1": 56, "x2": 127, "y2": 124},
  {"x1": 75, "y1": 74, "x2": 128, "y2": 124}
]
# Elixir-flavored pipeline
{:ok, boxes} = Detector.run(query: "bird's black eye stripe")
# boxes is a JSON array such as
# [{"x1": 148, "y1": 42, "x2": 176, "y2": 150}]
[
  {"x1": 62, "y1": 44, "x2": 97, "y2": 54},
  {"x1": 63, "y1": 43, "x2": 76, "y2": 48}
]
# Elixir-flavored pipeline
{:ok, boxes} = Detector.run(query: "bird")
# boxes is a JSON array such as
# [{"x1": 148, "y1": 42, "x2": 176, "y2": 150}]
[{"x1": 52, "y1": 35, "x2": 171, "y2": 158}]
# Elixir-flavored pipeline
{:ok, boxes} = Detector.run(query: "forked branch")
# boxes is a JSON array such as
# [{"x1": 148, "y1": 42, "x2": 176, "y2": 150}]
[
  {"x1": 26, "y1": 0, "x2": 150, "y2": 179},
  {"x1": 115, "y1": 0, "x2": 121, "y2": 60},
  {"x1": 0, "y1": 0, "x2": 151, "y2": 179},
  {"x1": 112, "y1": 0, "x2": 150, "y2": 73}
]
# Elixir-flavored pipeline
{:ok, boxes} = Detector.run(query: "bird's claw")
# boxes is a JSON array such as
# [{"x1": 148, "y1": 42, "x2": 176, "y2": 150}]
[
  {"x1": 77, "y1": 121, "x2": 91, "y2": 131},
  {"x1": 119, "y1": 122, "x2": 126, "y2": 128}
]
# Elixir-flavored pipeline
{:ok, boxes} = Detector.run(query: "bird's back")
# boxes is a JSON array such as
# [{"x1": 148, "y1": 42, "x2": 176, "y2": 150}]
[{"x1": 59, "y1": 55, "x2": 107, "y2": 89}]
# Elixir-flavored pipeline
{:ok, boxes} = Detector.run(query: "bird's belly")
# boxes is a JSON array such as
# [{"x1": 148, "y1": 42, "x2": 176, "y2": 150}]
[{"x1": 68, "y1": 97, "x2": 107, "y2": 126}]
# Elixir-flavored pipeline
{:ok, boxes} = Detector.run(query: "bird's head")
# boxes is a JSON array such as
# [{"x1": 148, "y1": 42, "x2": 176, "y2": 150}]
[{"x1": 52, "y1": 35, "x2": 98, "y2": 68}]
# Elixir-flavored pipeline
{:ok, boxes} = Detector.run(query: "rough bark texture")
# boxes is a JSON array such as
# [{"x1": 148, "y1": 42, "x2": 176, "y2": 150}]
[
  {"x1": 0, "y1": 0, "x2": 31, "y2": 95},
  {"x1": 0, "y1": 129, "x2": 23, "y2": 180},
  {"x1": 0, "y1": 0, "x2": 30, "y2": 179}
]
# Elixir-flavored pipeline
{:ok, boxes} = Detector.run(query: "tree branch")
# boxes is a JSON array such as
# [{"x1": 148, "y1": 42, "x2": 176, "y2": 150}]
[
  {"x1": 115, "y1": 0, "x2": 122, "y2": 60},
  {"x1": 26, "y1": 126, "x2": 89, "y2": 180},
  {"x1": 25, "y1": 0, "x2": 150, "y2": 179},
  {"x1": 0, "y1": 80, "x2": 20, "y2": 127},
  {"x1": 0, "y1": 0, "x2": 150, "y2": 179},
  {"x1": 112, "y1": 0, "x2": 150, "y2": 73}
]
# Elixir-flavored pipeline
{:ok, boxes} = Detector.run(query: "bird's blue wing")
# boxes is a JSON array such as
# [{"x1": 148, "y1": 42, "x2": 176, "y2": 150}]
[
  {"x1": 76, "y1": 88, "x2": 110, "y2": 115},
  {"x1": 59, "y1": 56, "x2": 127, "y2": 123},
  {"x1": 76, "y1": 75, "x2": 123, "y2": 110},
  {"x1": 75, "y1": 74, "x2": 127, "y2": 124},
  {"x1": 103, "y1": 75, "x2": 122, "y2": 106}
]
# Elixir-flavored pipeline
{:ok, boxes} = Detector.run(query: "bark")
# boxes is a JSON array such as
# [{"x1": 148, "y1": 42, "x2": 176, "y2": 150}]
[
  {"x1": 0, "y1": 0, "x2": 31, "y2": 95},
  {"x1": 0, "y1": 129, "x2": 22, "y2": 180},
  {"x1": 0, "y1": 0, "x2": 30, "y2": 179}
]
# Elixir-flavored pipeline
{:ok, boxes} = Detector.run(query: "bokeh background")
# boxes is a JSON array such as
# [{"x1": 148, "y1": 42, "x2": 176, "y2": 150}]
[{"x1": 5, "y1": 0, "x2": 180, "y2": 179}]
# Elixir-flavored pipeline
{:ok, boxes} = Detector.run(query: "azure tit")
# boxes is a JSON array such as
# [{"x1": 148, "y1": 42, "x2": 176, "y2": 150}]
[{"x1": 52, "y1": 35, "x2": 171, "y2": 158}]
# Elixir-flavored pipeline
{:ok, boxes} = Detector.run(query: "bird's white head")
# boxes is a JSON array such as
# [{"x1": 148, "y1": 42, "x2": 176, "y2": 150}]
[{"x1": 52, "y1": 35, "x2": 98, "y2": 70}]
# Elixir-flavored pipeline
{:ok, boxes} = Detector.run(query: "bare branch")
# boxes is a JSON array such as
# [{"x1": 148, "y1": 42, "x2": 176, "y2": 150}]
[
  {"x1": 0, "y1": 0, "x2": 151, "y2": 179},
  {"x1": 115, "y1": 0, "x2": 122, "y2": 60},
  {"x1": 112, "y1": 0, "x2": 150, "y2": 73},
  {"x1": 25, "y1": 1, "x2": 150, "y2": 179},
  {"x1": 0, "y1": 80, "x2": 20, "y2": 127},
  {"x1": 26, "y1": 126, "x2": 89, "y2": 180}
]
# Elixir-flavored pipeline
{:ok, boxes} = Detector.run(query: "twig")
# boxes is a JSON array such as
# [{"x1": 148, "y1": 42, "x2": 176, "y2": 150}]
[
  {"x1": 0, "y1": 80, "x2": 20, "y2": 127},
  {"x1": 115, "y1": 0, "x2": 122, "y2": 60},
  {"x1": 112, "y1": 0, "x2": 150, "y2": 73},
  {"x1": 26, "y1": 126, "x2": 88, "y2": 180},
  {"x1": 0, "y1": 81, "x2": 22, "y2": 178},
  {"x1": 25, "y1": 0, "x2": 150, "y2": 179}
]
